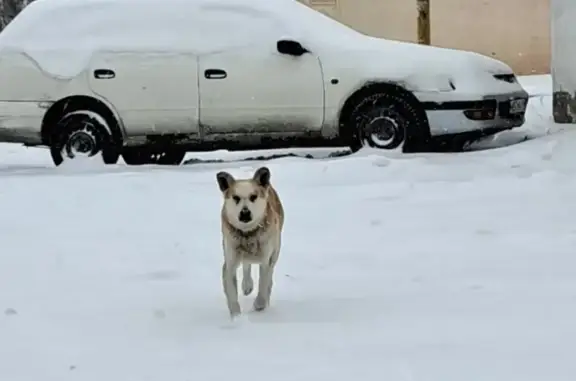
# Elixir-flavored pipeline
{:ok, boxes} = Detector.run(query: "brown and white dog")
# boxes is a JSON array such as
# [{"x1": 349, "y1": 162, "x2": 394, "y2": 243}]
[{"x1": 216, "y1": 166, "x2": 285, "y2": 318}]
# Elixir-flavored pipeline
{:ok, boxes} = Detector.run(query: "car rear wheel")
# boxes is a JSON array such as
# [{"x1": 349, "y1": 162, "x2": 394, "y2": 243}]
[{"x1": 49, "y1": 112, "x2": 120, "y2": 166}]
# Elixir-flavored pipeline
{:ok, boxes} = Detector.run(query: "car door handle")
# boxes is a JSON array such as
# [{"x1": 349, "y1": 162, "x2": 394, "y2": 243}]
[
  {"x1": 94, "y1": 69, "x2": 115, "y2": 79},
  {"x1": 204, "y1": 69, "x2": 227, "y2": 79}
]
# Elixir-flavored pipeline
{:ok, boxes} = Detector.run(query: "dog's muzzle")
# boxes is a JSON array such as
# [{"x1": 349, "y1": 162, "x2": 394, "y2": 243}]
[{"x1": 239, "y1": 208, "x2": 252, "y2": 223}]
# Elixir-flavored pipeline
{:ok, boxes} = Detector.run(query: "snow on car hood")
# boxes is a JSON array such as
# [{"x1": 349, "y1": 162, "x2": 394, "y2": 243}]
[
  {"x1": 307, "y1": 34, "x2": 515, "y2": 94},
  {"x1": 375, "y1": 38, "x2": 513, "y2": 75},
  {"x1": 282, "y1": 0, "x2": 516, "y2": 93}
]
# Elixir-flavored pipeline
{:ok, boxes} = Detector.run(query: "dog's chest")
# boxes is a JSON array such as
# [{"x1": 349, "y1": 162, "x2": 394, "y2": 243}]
[{"x1": 234, "y1": 236, "x2": 267, "y2": 263}]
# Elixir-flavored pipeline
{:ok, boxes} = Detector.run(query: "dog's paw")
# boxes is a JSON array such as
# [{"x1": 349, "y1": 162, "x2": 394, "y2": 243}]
[
  {"x1": 228, "y1": 301, "x2": 241, "y2": 317},
  {"x1": 221, "y1": 313, "x2": 248, "y2": 329},
  {"x1": 242, "y1": 278, "x2": 254, "y2": 296},
  {"x1": 253, "y1": 295, "x2": 268, "y2": 311}
]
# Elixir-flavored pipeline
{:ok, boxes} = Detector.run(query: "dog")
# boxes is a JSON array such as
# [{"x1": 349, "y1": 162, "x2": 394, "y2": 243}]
[{"x1": 216, "y1": 166, "x2": 284, "y2": 318}]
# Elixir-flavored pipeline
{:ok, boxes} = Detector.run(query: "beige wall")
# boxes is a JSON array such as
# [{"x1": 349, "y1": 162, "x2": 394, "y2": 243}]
[{"x1": 302, "y1": 0, "x2": 550, "y2": 75}]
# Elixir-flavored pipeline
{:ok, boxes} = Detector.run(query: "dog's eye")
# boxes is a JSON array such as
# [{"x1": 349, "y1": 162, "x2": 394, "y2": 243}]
[
  {"x1": 232, "y1": 195, "x2": 240, "y2": 204},
  {"x1": 249, "y1": 194, "x2": 257, "y2": 202}
]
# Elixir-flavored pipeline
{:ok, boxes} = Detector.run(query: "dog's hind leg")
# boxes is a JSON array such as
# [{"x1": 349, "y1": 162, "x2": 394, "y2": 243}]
[
  {"x1": 241, "y1": 263, "x2": 254, "y2": 295},
  {"x1": 222, "y1": 261, "x2": 241, "y2": 317}
]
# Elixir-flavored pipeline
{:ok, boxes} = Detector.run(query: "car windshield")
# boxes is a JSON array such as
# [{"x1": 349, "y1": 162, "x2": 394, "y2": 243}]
[{"x1": 280, "y1": 0, "x2": 365, "y2": 44}]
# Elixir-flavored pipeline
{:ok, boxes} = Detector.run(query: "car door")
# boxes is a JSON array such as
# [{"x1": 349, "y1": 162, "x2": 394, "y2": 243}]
[
  {"x1": 197, "y1": 8, "x2": 325, "y2": 135},
  {"x1": 88, "y1": 52, "x2": 200, "y2": 136}
]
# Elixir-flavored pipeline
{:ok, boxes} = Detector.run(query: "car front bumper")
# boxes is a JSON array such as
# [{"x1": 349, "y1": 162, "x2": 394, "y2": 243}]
[{"x1": 422, "y1": 90, "x2": 529, "y2": 137}]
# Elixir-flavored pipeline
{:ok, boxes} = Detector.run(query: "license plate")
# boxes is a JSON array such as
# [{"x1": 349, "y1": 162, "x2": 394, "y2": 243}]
[{"x1": 509, "y1": 99, "x2": 527, "y2": 114}]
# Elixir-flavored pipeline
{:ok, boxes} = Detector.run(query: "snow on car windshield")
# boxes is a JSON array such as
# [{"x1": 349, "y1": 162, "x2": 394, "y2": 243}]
[{"x1": 284, "y1": 0, "x2": 364, "y2": 41}]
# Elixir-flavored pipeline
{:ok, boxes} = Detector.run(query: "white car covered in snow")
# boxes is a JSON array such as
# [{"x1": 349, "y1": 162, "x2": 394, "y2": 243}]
[{"x1": 0, "y1": 0, "x2": 529, "y2": 166}]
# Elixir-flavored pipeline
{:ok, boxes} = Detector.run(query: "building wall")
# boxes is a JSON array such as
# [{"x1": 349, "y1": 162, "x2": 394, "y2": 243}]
[{"x1": 302, "y1": 0, "x2": 550, "y2": 76}]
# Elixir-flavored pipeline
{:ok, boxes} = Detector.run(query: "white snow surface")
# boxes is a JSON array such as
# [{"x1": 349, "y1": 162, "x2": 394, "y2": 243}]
[{"x1": 1, "y1": 75, "x2": 576, "y2": 381}]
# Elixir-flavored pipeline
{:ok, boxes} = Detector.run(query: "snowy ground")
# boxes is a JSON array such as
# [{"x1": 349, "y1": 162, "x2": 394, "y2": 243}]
[{"x1": 1, "y1": 75, "x2": 575, "y2": 381}]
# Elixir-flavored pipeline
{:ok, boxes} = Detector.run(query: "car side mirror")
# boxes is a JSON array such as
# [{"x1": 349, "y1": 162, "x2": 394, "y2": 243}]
[{"x1": 277, "y1": 39, "x2": 309, "y2": 57}]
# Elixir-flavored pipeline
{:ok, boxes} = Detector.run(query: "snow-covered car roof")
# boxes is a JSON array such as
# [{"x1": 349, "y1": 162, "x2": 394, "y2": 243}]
[
  {"x1": 0, "y1": 0, "x2": 368, "y2": 77},
  {"x1": 0, "y1": 0, "x2": 371, "y2": 50},
  {"x1": 0, "y1": 0, "x2": 293, "y2": 52},
  {"x1": 0, "y1": 0, "x2": 513, "y2": 86}
]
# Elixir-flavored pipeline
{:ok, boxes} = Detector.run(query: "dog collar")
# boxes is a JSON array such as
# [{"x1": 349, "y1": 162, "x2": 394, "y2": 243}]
[{"x1": 232, "y1": 224, "x2": 263, "y2": 238}]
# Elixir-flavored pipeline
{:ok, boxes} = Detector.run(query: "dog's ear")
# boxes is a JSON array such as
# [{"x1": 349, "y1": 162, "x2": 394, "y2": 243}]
[
  {"x1": 253, "y1": 166, "x2": 271, "y2": 187},
  {"x1": 216, "y1": 171, "x2": 235, "y2": 192}
]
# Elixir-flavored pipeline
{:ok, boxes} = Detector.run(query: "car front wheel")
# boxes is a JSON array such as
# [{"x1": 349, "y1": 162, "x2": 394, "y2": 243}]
[{"x1": 349, "y1": 92, "x2": 428, "y2": 153}]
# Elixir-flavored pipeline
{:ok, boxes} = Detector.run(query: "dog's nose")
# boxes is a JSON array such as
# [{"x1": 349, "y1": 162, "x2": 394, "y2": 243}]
[{"x1": 239, "y1": 208, "x2": 252, "y2": 223}]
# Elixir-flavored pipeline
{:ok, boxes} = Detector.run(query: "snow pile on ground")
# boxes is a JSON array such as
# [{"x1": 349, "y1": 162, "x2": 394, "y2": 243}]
[
  {"x1": 467, "y1": 74, "x2": 557, "y2": 150},
  {"x1": 1, "y1": 75, "x2": 575, "y2": 381}
]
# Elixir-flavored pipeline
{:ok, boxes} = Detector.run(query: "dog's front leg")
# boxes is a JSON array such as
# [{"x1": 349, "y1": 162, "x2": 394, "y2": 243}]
[
  {"x1": 241, "y1": 263, "x2": 254, "y2": 296},
  {"x1": 222, "y1": 261, "x2": 241, "y2": 317},
  {"x1": 254, "y1": 263, "x2": 273, "y2": 311},
  {"x1": 254, "y1": 256, "x2": 279, "y2": 311},
  {"x1": 254, "y1": 240, "x2": 280, "y2": 311}
]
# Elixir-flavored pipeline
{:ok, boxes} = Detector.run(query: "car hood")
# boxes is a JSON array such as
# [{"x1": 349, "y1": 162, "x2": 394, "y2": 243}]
[
  {"x1": 380, "y1": 38, "x2": 512, "y2": 74},
  {"x1": 314, "y1": 35, "x2": 515, "y2": 93}
]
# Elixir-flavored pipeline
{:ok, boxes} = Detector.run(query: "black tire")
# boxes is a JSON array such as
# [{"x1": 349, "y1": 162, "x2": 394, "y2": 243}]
[
  {"x1": 437, "y1": 135, "x2": 473, "y2": 152},
  {"x1": 49, "y1": 112, "x2": 120, "y2": 166},
  {"x1": 347, "y1": 92, "x2": 429, "y2": 153},
  {"x1": 156, "y1": 149, "x2": 186, "y2": 165},
  {"x1": 122, "y1": 148, "x2": 185, "y2": 166}
]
